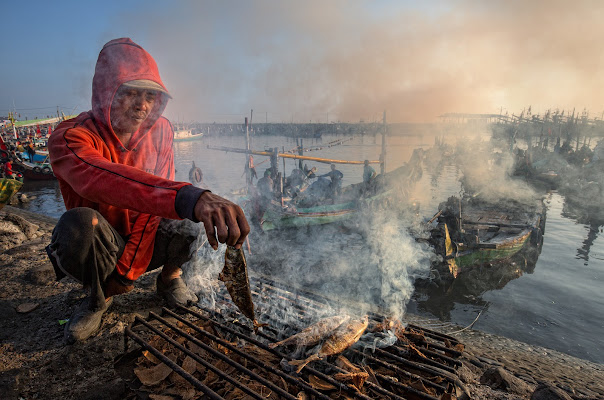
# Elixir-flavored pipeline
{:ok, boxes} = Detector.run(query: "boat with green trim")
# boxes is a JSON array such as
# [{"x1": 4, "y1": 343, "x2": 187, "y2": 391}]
[
  {"x1": 428, "y1": 194, "x2": 545, "y2": 278},
  {"x1": 174, "y1": 126, "x2": 203, "y2": 142},
  {"x1": 250, "y1": 150, "x2": 423, "y2": 231}
]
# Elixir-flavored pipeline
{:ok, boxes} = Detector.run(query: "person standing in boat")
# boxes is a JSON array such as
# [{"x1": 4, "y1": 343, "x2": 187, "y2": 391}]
[
  {"x1": 252, "y1": 169, "x2": 275, "y2": 226},
  {"x1": 363, "y1": 159, "x2": 376, "y2": 188},
  {"x1": 319, "y1": 163, "x2": 343, "y2": 199},
  {"x1": 46, "y1": 38, "x2": 250, "y2": 343},
  {"x1": 26, "y1": 141, "x2": 36, "y2": 161}
]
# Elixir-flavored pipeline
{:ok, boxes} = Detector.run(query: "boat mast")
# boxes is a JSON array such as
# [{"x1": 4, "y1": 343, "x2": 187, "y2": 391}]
[
  {"x1": 244, "y1": 117, "x2": 252, "y2": 190},
  {"x1": 381, "y1": 110, "x2": 387, "y2": 175}
]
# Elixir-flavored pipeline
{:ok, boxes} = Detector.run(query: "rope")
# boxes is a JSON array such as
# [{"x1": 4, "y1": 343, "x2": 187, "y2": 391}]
[{"x1": 447, "y1": 304, "x2": 488, "y2": 335}]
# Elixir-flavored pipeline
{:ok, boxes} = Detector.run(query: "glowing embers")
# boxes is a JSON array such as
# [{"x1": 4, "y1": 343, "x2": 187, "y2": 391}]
[{"x1": 122, "y1": 278, "x2": 467, "y2": 399}]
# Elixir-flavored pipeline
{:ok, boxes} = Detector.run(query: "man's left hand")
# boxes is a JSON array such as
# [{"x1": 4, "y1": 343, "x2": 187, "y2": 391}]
[{"x1": 193, "y1": 191, "x2": 251, "y2": 250}]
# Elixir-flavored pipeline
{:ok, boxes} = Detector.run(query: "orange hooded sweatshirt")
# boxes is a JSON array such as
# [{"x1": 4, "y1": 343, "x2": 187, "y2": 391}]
[{"x1": 49, "y1": 38, "x2": 206, "y2": 282}]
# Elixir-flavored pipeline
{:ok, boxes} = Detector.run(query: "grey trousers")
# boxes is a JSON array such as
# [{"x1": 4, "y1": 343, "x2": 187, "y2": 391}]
[{"x1": 46, "y1": 207, "x2": 202, "y2": 311}]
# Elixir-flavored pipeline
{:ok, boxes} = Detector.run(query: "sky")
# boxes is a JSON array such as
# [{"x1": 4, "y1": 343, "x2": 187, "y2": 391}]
[{"x1": 2, "y1": 0, "x2": 604, "y2": 123}]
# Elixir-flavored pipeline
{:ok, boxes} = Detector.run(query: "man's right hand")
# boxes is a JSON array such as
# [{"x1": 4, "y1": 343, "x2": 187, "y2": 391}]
[{"x1": 194, "y1": 191, "x2": 250, "y2": 250}]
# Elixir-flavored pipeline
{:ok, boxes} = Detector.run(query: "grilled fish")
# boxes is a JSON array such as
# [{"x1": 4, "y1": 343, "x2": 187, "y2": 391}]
[
  {"x1": 269, "y1": 315, "x2": 350, "y2": 349},
  {"x1": 289, "y1": 315, "x2": 369, "y2": 373},
  {"x1": 219, "y1": 246, "x2": 261, "y2": 330}
]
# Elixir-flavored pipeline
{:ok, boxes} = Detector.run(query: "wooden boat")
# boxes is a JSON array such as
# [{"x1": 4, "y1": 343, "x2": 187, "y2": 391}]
[
  {"x1": 12, "y1": 156, "x2": 55, "y2": 181},
  {"x1": 173, "y1": 127, "x2": 203, "y2": 142},
  {"x1": 428, "y1": 195, "x2": 545, "y2": 278},
  {"x1": 256, "y1": 155, "x2": 423, "y2": 231}
]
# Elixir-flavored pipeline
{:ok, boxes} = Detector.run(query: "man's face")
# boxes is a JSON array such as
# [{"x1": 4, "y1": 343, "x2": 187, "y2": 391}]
[{"x1": 110, "y1": 86, "x2": 158, "y2": 135}]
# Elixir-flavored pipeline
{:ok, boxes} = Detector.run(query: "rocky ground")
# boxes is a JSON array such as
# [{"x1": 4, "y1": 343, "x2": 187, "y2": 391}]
[{"x1": 0, "y1": 205, "x2": 602, "y2": 400}]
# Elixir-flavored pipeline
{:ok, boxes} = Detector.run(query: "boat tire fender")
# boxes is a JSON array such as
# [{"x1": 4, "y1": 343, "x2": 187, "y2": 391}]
[
  {"x1": 33, "y1": 166, "x2": 41, "y2": 173},
  {"x1": 42, "y1": 166, "x2": 51, "y2": 174}
]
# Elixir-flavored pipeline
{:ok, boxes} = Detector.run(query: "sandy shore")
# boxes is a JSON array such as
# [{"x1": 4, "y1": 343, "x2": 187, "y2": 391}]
[{"x1": 1, "y1": 205, "x2": 602, "y2": 399}]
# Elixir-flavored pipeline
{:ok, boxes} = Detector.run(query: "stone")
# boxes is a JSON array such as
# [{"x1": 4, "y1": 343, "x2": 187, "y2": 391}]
[
  {"x1": 4, "y1": 214, "x2": 39, "y2": 239},
  {"x1": 16, "y1": 302, "x2": 40, "y2": 313},
  {"x1": 480, "y1": 366, "x2": 533, "y2": 396},
  {"x1": 531, "y1": 383, "x2": 573, "y2": 400}
]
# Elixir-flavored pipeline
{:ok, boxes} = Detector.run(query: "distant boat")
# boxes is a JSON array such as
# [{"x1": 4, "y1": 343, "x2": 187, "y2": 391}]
[{"x1": 173, "y1": 127, "x2": 203, "y2": 142}]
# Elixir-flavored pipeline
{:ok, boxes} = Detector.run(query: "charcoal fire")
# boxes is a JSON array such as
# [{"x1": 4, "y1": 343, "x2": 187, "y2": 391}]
[{"x1": 122, "y1": 276, "x2": 468, "y2": 399}]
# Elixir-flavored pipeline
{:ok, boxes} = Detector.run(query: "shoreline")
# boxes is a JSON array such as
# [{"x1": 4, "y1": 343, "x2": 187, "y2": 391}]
[{"x1": 1, "y1": 205, "x2": 602, "y2": 399}]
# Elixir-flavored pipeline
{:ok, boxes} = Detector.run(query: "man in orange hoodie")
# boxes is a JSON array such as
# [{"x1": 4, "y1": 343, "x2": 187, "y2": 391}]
[{"x1": 46, "y1": 38, "x2": 250, "y2": 343}]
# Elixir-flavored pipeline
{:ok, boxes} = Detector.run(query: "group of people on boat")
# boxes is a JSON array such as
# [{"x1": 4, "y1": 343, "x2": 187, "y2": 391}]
[{"x1": 248, "y1": 158, "x2": 380, "y2": 226}]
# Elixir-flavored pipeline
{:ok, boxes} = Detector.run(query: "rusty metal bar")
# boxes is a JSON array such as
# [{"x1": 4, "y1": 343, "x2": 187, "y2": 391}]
[
  {"x1": 407, "y1": 337, "x2": 464, "y2": 358},
  {"x1": 124, "y1": 324, "x2": 223, "y2": 400},
  {"x1": 372, "y1": 347, "x2": 458, "y2": 383},
  {"x1": 375, "y1": 373, "x2": 440, "y2": 400},
  {"x1": 181, "y1": 304, "x2": 374, "y2": 400},
  {"x1": 384, "y1": 345, "x2": 458, "y2": 374},
  {"x1": 132, "y1": 315, "x2": 266, "y2": 400},
  {"x1": 148, "y1": 311, "x2": 298, "y2": 400},
  {"x1": 363, "y1": 380, "x2": 408, "y2": 400},
  {"x1": 254, "y1": 276, "x2": 335, "y2": 309},
  {"x1": 348, "y1": 348, "x2": 447, "y2": 392},
  {"x1": 407, "y1": 323, "x2": 461, "y2": 345},
  {"x1": 159, "y1": 307, "x2": 330, "y2": 400}
]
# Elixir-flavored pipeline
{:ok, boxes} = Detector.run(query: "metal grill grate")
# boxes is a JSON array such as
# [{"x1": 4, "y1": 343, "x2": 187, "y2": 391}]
[{"x1": 123, "y1": 276, "x2": 467, "y2": 399}]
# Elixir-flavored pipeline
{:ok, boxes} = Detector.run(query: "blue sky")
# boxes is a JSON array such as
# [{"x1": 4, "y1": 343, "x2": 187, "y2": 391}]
[{"x1": 2, "y1": 1, "x2": 603, "y2": 123}]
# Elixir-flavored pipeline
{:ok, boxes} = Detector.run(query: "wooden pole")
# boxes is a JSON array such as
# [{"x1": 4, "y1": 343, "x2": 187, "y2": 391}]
[
  {"x1": 381, "y1": 110, "x2": 387, "y2": 175},
  {"x1": 244, "y1": 117, "x2": 251, "y2": 189},
  {"x1": 282, "y1": 146, "x2": 287, "y2": 187},
  {"x1": 298, "y1": 139, "x2": 303, "y2": 170},
  {"x1": 207, "y1": 145, "x2": 380, "y2": 164}
]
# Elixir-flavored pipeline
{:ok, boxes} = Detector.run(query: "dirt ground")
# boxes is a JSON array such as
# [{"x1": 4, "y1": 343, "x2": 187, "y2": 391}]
[{"x1": 1, "y1": 205, "x2": 602, "y2": 400}]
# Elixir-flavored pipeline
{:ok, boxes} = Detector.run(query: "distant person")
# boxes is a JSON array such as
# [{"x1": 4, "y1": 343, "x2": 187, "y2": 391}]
[
  {"x1": 592, "y1": 139, "x2": 604, "y2": 163},
  {"x1": 303, "y1": 163, "x2": 316, "y2": 179},
  {"x1": 362, "y1": 159, "x2": 376, "y2": 195},
  {"x1": 243, "y1": 155, "x2": 258, "y2": 185},
  {"x1": 2, "y1": 160, "x2": 14, "y2": 179},
  {"x1": 319, "y1": 163, "x2": 343, "y2": 198},
  {"x1": 554, "y1": 137, "x2": 561, "y2": 154},
  {"x1": 257, "y1": 169, "x2": 274, "y2": 201},
  {"x1": 286, "y1": 168, "x2": 305, "y2": 189},
  {"x1": 188, "y1": 161, "x2": 205, "y2": 188},
  {"x1": 363, "y1": 160, "x2": 376, "y2": 184},
  {"x1": 254, "y1": 169, "x2": 274, "y2": 225},
  {"x1": 46, "y1": 38, "x2": 249, "y2": 343},
  {"x1": 26, "y1": 142, "x2": 36, "y2": 161}
]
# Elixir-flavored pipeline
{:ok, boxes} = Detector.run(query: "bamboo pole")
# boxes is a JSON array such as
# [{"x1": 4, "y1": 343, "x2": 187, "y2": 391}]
[
  {"x1": 207, "y1": 145, "x2": 380, "y2": 165},
  {"x1": 381, "y1": 110, "x2": 387, "y2": 175}
]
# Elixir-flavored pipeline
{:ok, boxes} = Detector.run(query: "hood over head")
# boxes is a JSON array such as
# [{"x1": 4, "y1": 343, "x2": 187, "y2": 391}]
[{"x1": 92, "y1": 38, "x2": 171, "y2": 139}]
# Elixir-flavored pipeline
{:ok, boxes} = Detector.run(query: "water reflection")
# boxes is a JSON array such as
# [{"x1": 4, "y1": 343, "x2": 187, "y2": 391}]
[
  {"x1": 412, "y1": 242, "x2": 542, "y2": 321},
  {"x1": 561, "y1": 197, "x2": 604, "y2": 264}
]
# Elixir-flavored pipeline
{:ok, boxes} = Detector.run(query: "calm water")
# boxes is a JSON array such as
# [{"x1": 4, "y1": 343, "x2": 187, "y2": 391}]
[{"x1": 12, "y1": 131, "x2": 604, "y2": 364}]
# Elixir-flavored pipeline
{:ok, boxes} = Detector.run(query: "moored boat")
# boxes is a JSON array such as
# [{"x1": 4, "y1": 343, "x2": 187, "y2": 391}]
[
  {"x1": 428, "y1": 194, "x2": 546, "y2": 278},
  {"x1": 174, "y1": 127, "x2": 203, "y2": 142},
  {"x1": 12, "y1": 157, "x2": 55, "y2": 181}
]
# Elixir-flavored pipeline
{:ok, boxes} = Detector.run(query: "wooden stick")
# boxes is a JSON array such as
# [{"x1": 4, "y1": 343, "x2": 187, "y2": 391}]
[{"x1": 207, "y1": 145, "x2": 379, "y2": 165}]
